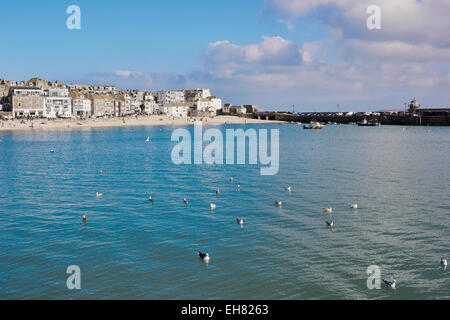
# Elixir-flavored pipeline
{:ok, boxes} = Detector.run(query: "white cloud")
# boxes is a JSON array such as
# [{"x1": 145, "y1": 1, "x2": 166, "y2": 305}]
[
  {"x1": 204, "y1": 36, "x2": 304, "y2": 67},
  {"x1": 253, "y1": 0, "x2": 450, "y2": 108},
  {"x1": 342, "y1": 40, "x2": 450, "y2": 63},
  {"x1": 264, "y1": 0, "x2": 450, "y2": 48},
  {"x1": 114, "y1": 70, "x2": 150, "y2": 78}
]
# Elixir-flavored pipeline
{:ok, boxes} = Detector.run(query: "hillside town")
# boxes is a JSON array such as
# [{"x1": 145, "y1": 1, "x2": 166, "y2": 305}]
[{"x1": 0, "y1": 77, "x2": 257, "y2": 120}]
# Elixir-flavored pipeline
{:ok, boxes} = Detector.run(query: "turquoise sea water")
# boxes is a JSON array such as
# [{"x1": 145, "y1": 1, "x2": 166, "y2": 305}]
[{"x1": 0, "y1": 123, "x2": 449, "y2": 299}]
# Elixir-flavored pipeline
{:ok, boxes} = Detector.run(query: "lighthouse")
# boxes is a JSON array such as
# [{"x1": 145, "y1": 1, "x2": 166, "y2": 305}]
[{"x1": 409, "y1": 98, "x2": 420, "y2": 115}]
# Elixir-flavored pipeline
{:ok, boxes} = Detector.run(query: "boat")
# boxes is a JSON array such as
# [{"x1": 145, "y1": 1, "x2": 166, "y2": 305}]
[
  {"x1": 303, "y1": 122, "x2": 324, "y2": 130},
  {"x1": 357, "y1": 118, "x2": 380, "y2": 127}
]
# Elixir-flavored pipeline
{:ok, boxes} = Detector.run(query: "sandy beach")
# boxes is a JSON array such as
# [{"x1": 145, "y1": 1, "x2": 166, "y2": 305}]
[{"x1": 0, "y1": 115, "x2": 282, "y2": 132}]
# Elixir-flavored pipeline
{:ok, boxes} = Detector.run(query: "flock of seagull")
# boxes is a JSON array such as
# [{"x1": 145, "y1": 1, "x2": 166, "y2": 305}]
[
  {"x1": 75, "y1": 137, "x2": 448, "y2": 292},
  {"x1": 40, "y1": 139, "x2": 447, "y2": 293},
  {"x1": 83, "y1": 170, "x2": 448, "y2": 290},
  {"x1": 86, "y1": 172, "x2": 248, "y2": 264}
]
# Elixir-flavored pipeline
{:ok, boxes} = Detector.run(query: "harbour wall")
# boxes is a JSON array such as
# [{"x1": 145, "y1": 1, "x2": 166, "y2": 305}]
[{"x1": 244, "y1": 113, "x2": 450, "y2": 126}]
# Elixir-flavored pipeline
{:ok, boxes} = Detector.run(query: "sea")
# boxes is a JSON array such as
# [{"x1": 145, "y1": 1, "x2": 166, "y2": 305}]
[{"x1": 0, "y1": 123, "x2": 448, "y2": 299}]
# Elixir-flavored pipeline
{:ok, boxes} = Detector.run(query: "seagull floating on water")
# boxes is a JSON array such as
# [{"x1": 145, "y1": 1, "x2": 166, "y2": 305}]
[
  {"x1": 237, "y1": 185, "x2": 243, "y2": 191},
  {"x1": 323, "y1": 208, "x2": 332, "y2": 213},
  {"x1": 326, "y1": 221, "x2": 334, "y2": 227},
  {"x1": 285, "y1": 186, "x2": 292, "y2": 192},
  {"x1": 82, "y1": 215, "x2": 87, "y2": 223},
  {"x1": 237, "y1": 218, "x2": 244, "y2": 225},
  {"x1": 275, "y1": 201, "x2": 282, "y2": 207},
  {"x1": 349, "y1": 204, "x2": 358, "y2": 209},
  {"x1": 149, "y1": 196, "x2": 153, "y2": 204},
  {"x1": 210, "y1": 203, "x2": 217, "y2": 210},
  {"x1": 50, "y1": 149, "x2": 55, "y2": 153},
  {"x1": 383, "y1": 279, "x2": 396, "y2": 289},
  {"x1": 198, "y1": 251, "x2": 210, "y2": 262},
  {"x1": 184, "y1": 198, "x2": 189, "y2": 205},
  {"x1": 216, "y1": 189, "x2": 221, "y2": 195},
  {"x1": 96, "y1": 192, "x2": 103, "y2": 198},
  {"x1": 146, "y1": 136, "x2": 150, "y2": 142}
]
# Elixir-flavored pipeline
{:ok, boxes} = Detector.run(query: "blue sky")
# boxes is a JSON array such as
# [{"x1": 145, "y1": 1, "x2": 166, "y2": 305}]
[
  {"x1": 1, "y1": 0, "x2": 449, "y2": 111},
  {"x1": 1, "y1": 1, "x2": 321, "y2": 73}
]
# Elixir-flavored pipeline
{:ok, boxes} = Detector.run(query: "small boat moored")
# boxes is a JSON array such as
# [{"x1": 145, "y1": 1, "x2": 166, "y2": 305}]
[
  {"x1": 357, "y1": 118, "x2": 380, "y2": 127},
  {"x1": 303, "y1": 122, "x2": 324, "y2": 130}
]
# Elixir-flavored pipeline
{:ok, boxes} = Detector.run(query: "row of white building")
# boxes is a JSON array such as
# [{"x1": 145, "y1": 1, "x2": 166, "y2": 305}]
[{"x1": 2, "y1": 78, "x2": 222, "y2": 119}]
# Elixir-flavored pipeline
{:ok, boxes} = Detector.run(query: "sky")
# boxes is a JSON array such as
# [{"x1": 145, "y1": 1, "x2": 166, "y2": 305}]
[{"x1": 1, "y1": 0, "x2": 449, "y2": 111}]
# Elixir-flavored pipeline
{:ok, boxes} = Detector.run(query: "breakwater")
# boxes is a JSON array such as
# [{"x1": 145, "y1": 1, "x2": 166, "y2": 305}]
[{"x1": 247, "y1": 113, "x2": 450, "y2": 126}]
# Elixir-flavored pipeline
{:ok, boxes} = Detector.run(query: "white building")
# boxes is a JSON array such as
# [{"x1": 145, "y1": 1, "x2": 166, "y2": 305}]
[
  {"x1": 235, "y1": 106, "x2": 247, "y2": 114},
  {"x1": 157, "y1": 90, "x2": 185, "y2": 105},
  {"x1": 144, "y1": 101, "x2": 159, "y2": 114},
  {"x1": 222, "y1": 104, "x2": 232, "y2": 113},
  {"x1": 92, "y1": 85, "x2": 117, "y2": 94},
  {"x1": 193, "y1": 97, "x2": 222, "y2": 113},
  {"x1": 44, "y1": 88, "x2": 72, "y2": 118},
  {"x1": 131, "y1": 97, "x2": 143, "y2": 113},
  {"x1": 143, "y1": 93, "x2": 158, "y2": 114},
  {"x1": 70, "y1": 91, "x2": 92, "y2": 117},
  {"x1": 162, "y1": 103, "x2": 189, "y2": 117}
]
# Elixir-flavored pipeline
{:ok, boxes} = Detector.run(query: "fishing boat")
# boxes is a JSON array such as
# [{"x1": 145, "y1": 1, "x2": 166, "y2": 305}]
[
  {"x1": 357, "y1": 118, "x2": 380, "y2": 127},
  {"x1": 303, "y1": 122, "x2": 323, "y2": 130}
]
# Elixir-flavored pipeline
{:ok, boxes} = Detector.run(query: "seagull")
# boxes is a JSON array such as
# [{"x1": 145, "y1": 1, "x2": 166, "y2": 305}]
[
  {"x1": 323, "y1": 208, "x2": 332, "y2": 213},
  {"x1": 237, "y1": 218, "x2": 244, "y2": 225},
  {"x1": 198, "y1": 251, "x2": 210, "y2": 262},
  {"x1": 441, "y1": 258, "x2": 448, "y2": 267},
  {"x1": 183, "y1": 198, "x2": 189, "y2": 205},
  {"x1": 383, "y1": 279, "x2": 396, "y2": 289},
  {"x1": 285, "y1": 186, "x2": 292, "y2": 192},
  {"x1": 349, "y1": 204, "x2": 358, "y2": 209},
  {"x1": 149, "y1": 196, "x2": 153, "y2": 204},
  {"x1": 216, "y1": 189, "x2": 221, "y2": 195},
  {"x1": 96, "y1": 192, "x2": 103, "y2": 198},
  {"x1": 237, "y1": 185, "x2": 243, "y2": 191},
  {"x1": 50, "y1": 149, "x2": 55, "y2": 153},
  {"x1": 275, "y1": 201, "x2": 282, "y2": 207},
  {"x1": 210, "y1": 203, "x2": 217, "y2": 210},
  {"x1": 82, "y1": 215, "x2": 87, "y2": 223},
  {"x1": 326, "y1": 221, "x2": 334, "y2": 227}
]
